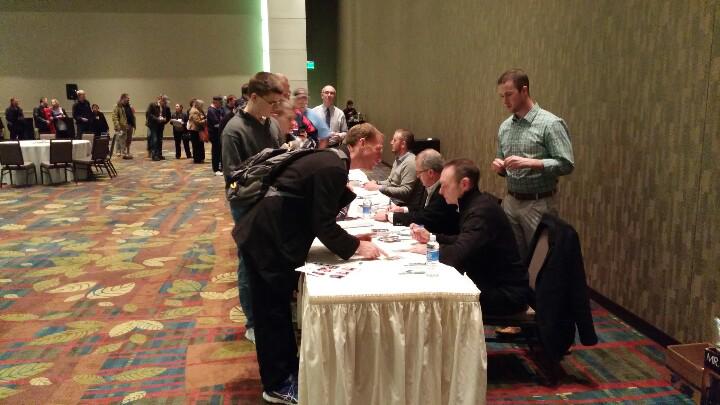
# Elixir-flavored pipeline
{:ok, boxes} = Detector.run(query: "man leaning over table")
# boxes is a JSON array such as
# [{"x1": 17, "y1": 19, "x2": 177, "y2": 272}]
[
  {"x1": 374, "y1": 148, "x2": 459, "y2": 235},
  {"x1": 492, "y1": 68, "x2": 574, "y2": 260},
  {"x1": 232, "y1": 123, "x2": 387, "y2": 405},
  {"x1": 363, "y1": 128, "x2": 417, "y2": 205},
  {"x1": 411, "y1": 158, "x2": 530, "y2": 317}
]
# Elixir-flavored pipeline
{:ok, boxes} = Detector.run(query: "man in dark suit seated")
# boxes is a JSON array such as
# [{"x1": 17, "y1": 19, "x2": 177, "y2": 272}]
[
  {"x1": 374, "y1": 149, "x2": 459, "y2": 235},
  {"x1": 410, "y1": 158, "x2": 530, "y2": 316}
]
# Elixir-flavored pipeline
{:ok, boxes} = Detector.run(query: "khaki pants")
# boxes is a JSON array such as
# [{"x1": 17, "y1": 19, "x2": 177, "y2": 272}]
[{"x1": 502, "y1": 194, "x2": 557, "y2": 261}]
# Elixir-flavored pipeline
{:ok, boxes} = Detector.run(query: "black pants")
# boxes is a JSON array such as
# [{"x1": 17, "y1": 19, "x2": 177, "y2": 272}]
[
  {"x1": 189, "y1": 131, "x2": 205, "y2": 163},
  {"x1": 76, "y1": 122, "x2": 90, "y2": 139},
  {"x1": 480, "y1": 285, "x2": 529, "y2": 316},
  {"x1": 209, "y1": 130, "x2": 222, "y2": 172},
  {"x1": 150, "y1": 126, "x2": 165, "y2": 158},
  {"x1": 173, "y1": 131, "x2": 191, "y2": 158},
  {"x1": 246, "y1": 255, "x2": 298, "y2": 391}
]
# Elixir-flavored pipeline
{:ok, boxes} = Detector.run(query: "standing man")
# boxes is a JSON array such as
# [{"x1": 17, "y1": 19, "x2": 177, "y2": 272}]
[
  {"x1": 207, "y1": 96, "x2": 225, "y2": 175},
  {"x1": 222, "y1": 72, "x2": 285, "y2": 345},
  {"x1": 72, "y1": 90, "x2": 93, "y2": 139},
  {"x1": 312, "y1": 85, "x2": 348, "y2": 146},
  {"x1": 146, "y1": 95, "x2": 171, "y2": 161},
  {"x1": 33, "y1": 97, "x2": 51, "y2": 134},
  {"x1": 492, "y1": 69, "x2": 575, "y2": 260},
  {"x1": 5, "y1": 98, "x2": 24, "y2": 141},
  {"x1": 112, "y1": 93, "x2": 136, "y2": 159},
  {"x1": 363, "y1": 128, "x2": 417, "y2": 205},
  {"x1": 233, "y1": 123, "x2": 386, "y2": 404},
  {"x1": 292, "y1": 88, "x2": 330, "y2": 148}
]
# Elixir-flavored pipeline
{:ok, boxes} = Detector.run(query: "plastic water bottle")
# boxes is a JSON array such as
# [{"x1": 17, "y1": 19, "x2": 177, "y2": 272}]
[
  {"x1": 362, "y1": 199, "x2": 372, "y2": 219},
  {"x1": 426, "y1": 234, "x2": 439, "y2": 276}
]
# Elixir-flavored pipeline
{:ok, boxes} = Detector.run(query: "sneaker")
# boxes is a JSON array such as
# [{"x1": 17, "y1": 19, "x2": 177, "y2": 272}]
[
  {"x1": 214, "y1": 171, "x2": 223, "y2": 176},
  {"x1": 262, "y1": 378, "x2": 298, "y2": 404},
  {"x1": 244, "y1": 327, "x2": 255, "y2": 344}
]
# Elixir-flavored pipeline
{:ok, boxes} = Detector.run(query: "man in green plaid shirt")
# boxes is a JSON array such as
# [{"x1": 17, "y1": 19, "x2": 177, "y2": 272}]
[{"x1": 492, "y1": 69, "x2": 575, "y2": 260}]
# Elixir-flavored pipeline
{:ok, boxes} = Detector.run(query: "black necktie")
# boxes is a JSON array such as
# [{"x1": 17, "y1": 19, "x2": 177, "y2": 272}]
[{"x1": 325, "y1": 107, "x2": 331, "y2": 127}]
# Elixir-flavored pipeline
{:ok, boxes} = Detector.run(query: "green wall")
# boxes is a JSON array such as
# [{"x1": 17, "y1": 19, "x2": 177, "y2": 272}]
[
  {"x1": 338, "y1": 0, "x2": 720, "y2": 343},
  {"x1": 0, "y1": 0, "x2": 263, "y2": 129}
]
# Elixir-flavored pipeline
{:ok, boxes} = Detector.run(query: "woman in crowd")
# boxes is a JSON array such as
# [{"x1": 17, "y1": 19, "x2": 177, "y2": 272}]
[
  {"x1": 171, "y1": 103, "x2": 191, "y2": 159},
  {"x1": 188, "y1": 99, "x2": 206, "y2": 164},
  {"x1": 90, "y1": 104, "x2": 109, "y2": 139},
  {"x1": 41, "y1": 101, "x2": 55, "y2": 134},
  {"x1": 50, "y1": 99, "x2": 69, "y2": 139}
]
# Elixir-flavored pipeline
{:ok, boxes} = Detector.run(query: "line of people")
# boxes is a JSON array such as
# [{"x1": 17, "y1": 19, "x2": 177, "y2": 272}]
[{"x1": 219, "y1": 68, "x2": 575, "y2": 404}]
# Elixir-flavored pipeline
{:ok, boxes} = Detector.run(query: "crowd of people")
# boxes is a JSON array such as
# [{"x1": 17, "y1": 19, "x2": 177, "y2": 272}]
[
  {"x1": 1, "y1": 83, "x2": 362, "y2": 179},
  {"x1": 1, "y1": 68, "x2": 573, "y2": 405},
  {"x1": 219, "y1": 68, "x2": 574, "y2": 404}
]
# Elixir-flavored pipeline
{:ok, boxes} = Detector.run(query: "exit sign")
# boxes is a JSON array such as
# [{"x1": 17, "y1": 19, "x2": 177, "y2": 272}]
[{"x1": 306, "y1": 61, "x2": 315, "y2": 70}]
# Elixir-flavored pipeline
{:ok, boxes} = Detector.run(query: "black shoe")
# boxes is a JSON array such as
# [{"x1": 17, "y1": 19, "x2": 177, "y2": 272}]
[
  {"x1": 159, "y1": 156, "x2": 166, "y2": 160},
  {"x1": 152, "y1": 156, "x2": 161, "y2": 161}
]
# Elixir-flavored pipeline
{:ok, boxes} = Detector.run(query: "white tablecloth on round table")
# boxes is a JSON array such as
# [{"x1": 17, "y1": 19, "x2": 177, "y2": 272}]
[
  {"x1": 13, "y1": 140, "x2": 91, "y2": 184},
  {"x1": 297, "y1": 220, "x2": 487, "y2": 405}
]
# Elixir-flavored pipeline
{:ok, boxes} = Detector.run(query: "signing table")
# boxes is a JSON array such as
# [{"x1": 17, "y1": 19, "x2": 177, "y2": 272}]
[
  {"x1": 11, "y1": 140, "x2": 91, "y2": 184},
  {"x1": 297, "y1": 190, "x2": 487, "y2": 405}
]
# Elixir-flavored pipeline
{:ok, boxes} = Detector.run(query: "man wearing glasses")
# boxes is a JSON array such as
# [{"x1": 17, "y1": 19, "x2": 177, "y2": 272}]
[
  {"x1": 222, "y1": 71, "x2": 285, "y2": 347},
  {"x1": 492, "y1": 69, "x2": 575, "y2": 260}
]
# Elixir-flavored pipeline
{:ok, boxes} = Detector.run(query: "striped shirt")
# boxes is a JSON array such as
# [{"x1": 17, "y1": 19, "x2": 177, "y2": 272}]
[{"x1": 496, "y1": 103, "x2": 574, "y2": 194}]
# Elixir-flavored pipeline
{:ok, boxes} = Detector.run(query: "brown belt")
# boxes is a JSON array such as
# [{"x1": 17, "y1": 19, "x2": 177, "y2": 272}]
[{"x1": 508, "y1": 189, "x2": 556, "y2": 201}]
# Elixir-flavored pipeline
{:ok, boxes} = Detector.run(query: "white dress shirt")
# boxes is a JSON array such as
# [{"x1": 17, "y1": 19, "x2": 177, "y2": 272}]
[{"x1": 312, "y1": 104, "x2": 348, "y2": 135}]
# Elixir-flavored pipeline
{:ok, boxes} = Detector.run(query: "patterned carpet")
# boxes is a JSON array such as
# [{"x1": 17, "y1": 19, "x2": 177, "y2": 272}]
[{"x1": 0, "y1": 143, "x2": 691, "y2": 404}]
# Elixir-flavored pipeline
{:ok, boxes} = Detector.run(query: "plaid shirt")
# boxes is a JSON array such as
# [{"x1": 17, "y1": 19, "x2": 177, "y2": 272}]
[{"x1": 496, "y1": 103, "x2": 574, "y2": 194}]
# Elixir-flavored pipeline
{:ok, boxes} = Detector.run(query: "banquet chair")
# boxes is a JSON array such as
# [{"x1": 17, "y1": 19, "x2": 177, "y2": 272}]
[
  {"x1": 482, "y1": 228, "x2": 559, "y2": 384},
  {"x1": 73, "y1": 136, "x2": 114, "y2": 179},
  {"x1": 0, "y1": 141, "x2": 38, "y2": 187},
  {"x1": 40, "y1": 140, "x2": 76, "y2": 185},
  {"x1": 40, "y1": 133, "x2": 56, "y2": 140},
  {"x1": 105, "y1": 133, "x2": 118, "y2": 176}
]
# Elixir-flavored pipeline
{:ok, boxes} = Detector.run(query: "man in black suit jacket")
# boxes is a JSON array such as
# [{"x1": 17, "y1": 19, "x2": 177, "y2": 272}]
[
  {"x1": 411, "y1": 158, "x2": 530, "y2": 316},
  {"x1": 233, "y1": 123, "x2": 387, "y2": 403},
  {"x1": 146, "y1": 95, "x2": 171, "y2": 161},
  {"x1": 374, "y1": 149, "x2": 459, "y2": 235}
]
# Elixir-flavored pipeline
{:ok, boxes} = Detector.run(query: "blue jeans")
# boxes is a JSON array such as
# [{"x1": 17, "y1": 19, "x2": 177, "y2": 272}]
[
  {"x1": 230, "y1": 200, "x2": 254, "y2": 329},
  {"x1": 150, "y1": 126, "x2": 164, "y2": 158}
]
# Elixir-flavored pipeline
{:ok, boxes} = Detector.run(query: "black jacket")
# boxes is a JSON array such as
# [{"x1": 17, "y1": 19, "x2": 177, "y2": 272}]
[
  {"x1": 206, "y1": 105, "x2": 224, "y2": 135},
  {"x1": 438, "y1": 188, "x2": 529, "y2": 303},
  {"x1": 530, "y1": 214, "x2": 598, "y2": 361},
  {"x1": 90, "y1": 112, "x2": 109, "y2": 135},
  {"x1": 233, "y1": 148, "x2": 358, "y2": 289},
  {"x1": 392, "y1": 184, "x2": 459, "y2": 235},
  {"x1": 72, "y1": 100, "x2": 92, "y2": 124},
  {"x1": 145, "y1": 103, "x2": 171, "y2": 130},
  {"x1": 33, "y1": 105, "x2": 50, "y2": 133}
]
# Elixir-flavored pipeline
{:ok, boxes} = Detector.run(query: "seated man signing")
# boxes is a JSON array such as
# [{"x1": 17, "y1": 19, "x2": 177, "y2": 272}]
[
  {"x1": 374, "y1": 149, "x2": 459, "y2": 235},
  {"x1": 411, "y1": 158, "x2": 530, "y2": 316},
  {"x1": 363, "y1": 129, "x2": 417, "y2": 205}
]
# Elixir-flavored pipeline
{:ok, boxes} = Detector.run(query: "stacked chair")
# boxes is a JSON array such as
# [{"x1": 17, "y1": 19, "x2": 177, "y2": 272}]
[{"x1": 73, "y1": 136, "x2": 115, "y2": 179}]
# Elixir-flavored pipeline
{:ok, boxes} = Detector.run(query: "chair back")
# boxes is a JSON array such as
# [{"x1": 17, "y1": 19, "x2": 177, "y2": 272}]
[
  {"x1": 49, "y1": 140, "x2": 73, "y2": 164},
  {"x1": 528, "y1": 228, "x2": 549, "y2": 291},
  {"x1": 90, "y1": 136, "x2": 110, "y2": 161},
  {"x1": 109, "y1": 133, "x2": 117, "y2": 157},
  {"x1": 81, "y1": 133, "x2": 95, "y2": 142},
  {"x1": 0, "y1": 141, "x2": 25, "y2": 166},
  {"x1": 40, "y1": 133, "x2": 56, "y2": 140}
]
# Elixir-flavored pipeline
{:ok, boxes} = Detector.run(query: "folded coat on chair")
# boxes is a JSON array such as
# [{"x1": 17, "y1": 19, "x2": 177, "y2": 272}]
[{"x1": 530, "y1": 214, "x2": 598, "y2": 361}]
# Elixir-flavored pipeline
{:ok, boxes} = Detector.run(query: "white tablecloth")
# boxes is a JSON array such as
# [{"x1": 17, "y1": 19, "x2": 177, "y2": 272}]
[
  {"x1": 13, "y1": 140, "x2": 91, "y2": 184},
  {"x1": 298, "y1": 220, "x2": 487, "y2": 405}
]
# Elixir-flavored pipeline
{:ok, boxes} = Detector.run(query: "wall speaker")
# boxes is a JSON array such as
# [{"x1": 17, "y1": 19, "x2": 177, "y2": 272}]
[{"x1": 66, "y1": 83, "x2": 78, "y2": 100}]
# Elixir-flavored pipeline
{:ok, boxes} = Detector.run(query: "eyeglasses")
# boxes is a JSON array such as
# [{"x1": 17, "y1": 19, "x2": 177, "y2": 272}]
[
  {"x1": 416, "y1": 169, "x2": 429, "y2": 175},
  {"x1": 261, "y1": 96, "x2": 282, "y2": 107}
]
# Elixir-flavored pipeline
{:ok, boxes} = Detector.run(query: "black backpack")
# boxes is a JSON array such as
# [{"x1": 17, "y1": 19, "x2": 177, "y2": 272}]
[{"x1": 225, "y1": 147, "x2": 347, "y2": 209}]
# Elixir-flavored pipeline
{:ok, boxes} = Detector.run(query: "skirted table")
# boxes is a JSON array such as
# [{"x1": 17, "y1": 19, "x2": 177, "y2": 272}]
[
  {"x1": 298, "y1": 228, "x2": 487, "y2": 405},
  {"x1": 9, "y1": 140, "x2": 91, "y2": 184}
]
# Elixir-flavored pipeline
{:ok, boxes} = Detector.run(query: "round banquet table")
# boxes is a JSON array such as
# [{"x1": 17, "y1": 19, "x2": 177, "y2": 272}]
[{"x1": 4, "y1": 140, "x2": 92, "y2": 185}]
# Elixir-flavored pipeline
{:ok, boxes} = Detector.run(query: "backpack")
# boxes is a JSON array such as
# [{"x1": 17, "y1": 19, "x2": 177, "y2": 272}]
[{"x1": 225, "y1": 147, "x2": 348, "y2": 210}]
